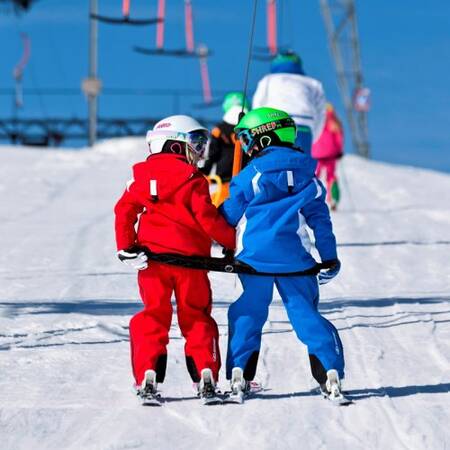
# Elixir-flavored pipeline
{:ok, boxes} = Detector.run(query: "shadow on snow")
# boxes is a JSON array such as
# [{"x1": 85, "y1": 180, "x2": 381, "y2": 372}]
[
  {"x1": 253, "y1": 382, "x2": 450, "y2": 401},
  {"x1": 0, "y1": 295, "x2": 448, "y2": 319}
]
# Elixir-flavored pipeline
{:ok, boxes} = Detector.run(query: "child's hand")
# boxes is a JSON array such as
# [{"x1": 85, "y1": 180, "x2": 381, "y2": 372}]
[
  {"x1": 117, "y1": 246, "x2": 148, "y2": 270},
  {"x1": 318, "y1": 259, "x2": 341, "y2": 285}
]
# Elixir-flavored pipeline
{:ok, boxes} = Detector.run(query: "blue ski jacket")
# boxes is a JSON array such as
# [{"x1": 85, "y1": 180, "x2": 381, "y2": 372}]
[{"x1": 220, "y1": 146, "x2": 337, "y2": 273}]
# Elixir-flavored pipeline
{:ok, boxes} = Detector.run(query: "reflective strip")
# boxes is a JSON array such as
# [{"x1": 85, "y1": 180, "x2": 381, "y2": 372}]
[
  {"x1": 296, "y1": 211, "x2": 312, "y2": 253},
  {"x1": 287, "y1": 170, "x2": 294, "y2": 189},
  {"x1": 235, "y1": 214, "x2": 247, "y2": 256},
  {"x1": 252, "y1": 171, "x2": 262, "y2": 195},
  {"x1": 313, "y1": 177, "x2": 322, "y2": 199},
  {"x1": 150, "y1": 180, "x2": 158, "y2": 197},
  {"x1": 332, "y1": 331, "x2": 340, "y2": 355}
]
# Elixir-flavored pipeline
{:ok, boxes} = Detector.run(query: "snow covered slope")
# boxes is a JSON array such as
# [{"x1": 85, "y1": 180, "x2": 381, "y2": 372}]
[{"x1": 0, "y1": 139, "x2": 449, "y2": 450}]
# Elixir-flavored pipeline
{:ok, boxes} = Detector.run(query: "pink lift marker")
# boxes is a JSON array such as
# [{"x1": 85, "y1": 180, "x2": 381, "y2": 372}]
[
  {"x1": 122, "y1": 0, "x2": 130, "y2": 18},
  {"x1": 267, "y1": 0, "x2": 277, "y2": 55},
  {"x1": 156, "y1": 0, "x2": 165, "y2": 48},
  {"x1": 199, "y1": 47, "x2": 212, "y2": 104},
  {"x1": 185, "y1": 0, "x2": 195, "y2": 53}
]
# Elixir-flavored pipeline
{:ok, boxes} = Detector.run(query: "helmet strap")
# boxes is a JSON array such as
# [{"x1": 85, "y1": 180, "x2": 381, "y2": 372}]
[{"x1": 185, "y1": 142, "x2": 197, "y2": 166}]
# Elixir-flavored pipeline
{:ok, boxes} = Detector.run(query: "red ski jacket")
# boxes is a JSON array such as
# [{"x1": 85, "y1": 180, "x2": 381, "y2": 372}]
[{"x1": 114, "y1": 153, "x2": 236, "y2": 256}]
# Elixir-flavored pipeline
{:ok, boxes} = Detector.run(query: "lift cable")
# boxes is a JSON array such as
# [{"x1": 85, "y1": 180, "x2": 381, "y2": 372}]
[{"x1": 231, "y1": 0, "x2": 259, "y2": 177}]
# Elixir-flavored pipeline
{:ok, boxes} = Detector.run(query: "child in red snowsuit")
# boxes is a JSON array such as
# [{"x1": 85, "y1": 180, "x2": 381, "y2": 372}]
[
  {"x1": 114, "y1": 115, "x2": 235, "y2": 400},
  {"x1": 311, "y1": 103, "x2": 344, "y2": 210}
]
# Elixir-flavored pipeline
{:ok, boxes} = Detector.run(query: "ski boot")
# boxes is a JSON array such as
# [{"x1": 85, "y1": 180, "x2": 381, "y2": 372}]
[
  {"x1": 329, "y1": 180, "x2": 340, "y2": 211},
  {"x1": 320, "y1": 369, "x2": 352, "y2": 406},
  {"x1": 136, "y1": 369, "x2": 162, "y2": 406},
  {"x1": 198, "y1": 368, "x2": 222, "y2": 405},
  {"x1": 223, "y1": 367, "x2": 249, "y2": 404}
]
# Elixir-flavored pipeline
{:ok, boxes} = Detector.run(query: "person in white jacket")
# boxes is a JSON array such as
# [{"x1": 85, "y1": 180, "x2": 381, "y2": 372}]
[{"x1": 252, "y1": 51, "x2": 326, "y2": 154}]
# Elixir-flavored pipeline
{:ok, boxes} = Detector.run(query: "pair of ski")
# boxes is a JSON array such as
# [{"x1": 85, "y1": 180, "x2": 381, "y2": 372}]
[
  {"x1": 195, "y1": 367, "x2": 264, "y2": 405},
  {"x1": 199, "y1": 388, "x2": 260, "y2": 405},
  {"x1": 201, "y1": 384, "x2": 263, "y2": 406}
]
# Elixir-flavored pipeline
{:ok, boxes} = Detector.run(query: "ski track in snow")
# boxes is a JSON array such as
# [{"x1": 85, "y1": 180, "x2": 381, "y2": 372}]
[{"x1": 0, "y1": 140, "x2": 449, "y2": 450}]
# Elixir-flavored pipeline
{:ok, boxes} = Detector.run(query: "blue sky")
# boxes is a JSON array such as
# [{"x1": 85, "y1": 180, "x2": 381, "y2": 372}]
[{"x1": 1, "y1": 0, "x2": 449, "y2": 172}]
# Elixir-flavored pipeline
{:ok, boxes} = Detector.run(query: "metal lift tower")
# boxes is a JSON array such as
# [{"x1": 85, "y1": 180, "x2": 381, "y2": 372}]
[{"x1": 320, "y1": 0, "x2": 370, "y2": 158}]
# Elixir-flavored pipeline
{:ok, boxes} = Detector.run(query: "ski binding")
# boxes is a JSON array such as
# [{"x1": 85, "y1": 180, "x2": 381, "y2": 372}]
[
  {"x1": 223, "y1": 367, "x2": 262, "y2": 404},
  {"x1": 320, "y1": 369, "x2": 352, "y2": 406},
  {"x1": 136, "y1": 369, "x2": 163, "y2": 406},
  {"x1": 198, "y1": 368, "x2": 223, "y2": 405}
]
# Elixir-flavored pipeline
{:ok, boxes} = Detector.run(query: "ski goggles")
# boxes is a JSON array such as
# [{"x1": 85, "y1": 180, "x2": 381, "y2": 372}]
[
  {"x1": 235, "y1": 128, "x2": 255, "y2": 154},
  {"x1": 186, "y1": 129, "x2": 209, "y2": 156}
]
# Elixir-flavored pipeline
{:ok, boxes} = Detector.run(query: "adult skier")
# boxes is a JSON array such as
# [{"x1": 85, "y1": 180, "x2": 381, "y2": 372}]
[
  {"x1": 252, "y1": 51, "x2": 326, "y2": 154},
  {"x1": 114, "y1": 115, "x2": 236, "y2": 405},
  {"x1": 200, "y1": 92, "x2": 249, "y2": 205},
  {"x1": 220, "y1": 107, "x2": 345, "y2": 404},
  {"x1": 312, "y1": 103, "x2": 344, "y2": 210}
]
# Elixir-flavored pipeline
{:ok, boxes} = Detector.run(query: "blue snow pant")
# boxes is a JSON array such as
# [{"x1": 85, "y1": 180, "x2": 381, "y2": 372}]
[
  {"x1": 295, "y1": 125, "x2": 313, "y2": 155},
  {"x1": 226, "y1": 274, "x2": 345, "y2": 383}
]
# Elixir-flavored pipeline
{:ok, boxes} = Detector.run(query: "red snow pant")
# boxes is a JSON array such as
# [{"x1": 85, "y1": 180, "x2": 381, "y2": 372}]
[
  {"x1": 129, "y1": 262, "x2": 220, "y2": 385},
  {"x1": 315, "y1": 158, "x2": 337, "y2": 203}
]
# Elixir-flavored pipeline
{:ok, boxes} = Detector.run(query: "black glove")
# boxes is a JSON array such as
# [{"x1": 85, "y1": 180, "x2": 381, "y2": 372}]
[
  {"x1": 318, "y1": 259, "x2": 341, "y2": 285},
  {"x1": 222, "y1": 248, "x2": 235, "y2": 260}
]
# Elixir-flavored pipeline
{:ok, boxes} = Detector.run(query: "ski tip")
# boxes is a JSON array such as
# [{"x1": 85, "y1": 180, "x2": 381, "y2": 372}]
[
  {"x1": 223, "y1": 396, "x2": 244, "y2": 405},
  {"x1": 321, "y1": 391, "x2": 353, "y2": 406},
  {"x1": 202, "y1": 397, "x2": 223, "y2": 406},
  {"x1": 142, "y1": 399, "x2": 163, "y2": 407}
]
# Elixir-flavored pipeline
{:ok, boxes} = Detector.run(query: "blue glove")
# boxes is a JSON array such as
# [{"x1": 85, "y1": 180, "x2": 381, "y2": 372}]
[{"x1": 318, "y1": 259, "x2": 341, "y2": 285}]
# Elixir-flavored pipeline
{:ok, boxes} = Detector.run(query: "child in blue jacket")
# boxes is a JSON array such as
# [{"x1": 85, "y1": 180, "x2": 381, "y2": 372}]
[{"x1": 220, "y1": 107, "x2": 345, "y2": 402}]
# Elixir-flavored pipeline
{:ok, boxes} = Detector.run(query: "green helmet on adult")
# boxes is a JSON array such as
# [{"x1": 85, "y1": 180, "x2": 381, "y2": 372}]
[
  {"x1": 234, "y1": 107, "x2": 297, "y2": 155},
  {"x1": 222, "y1": 91, "x2": 249, "y2": 114}
]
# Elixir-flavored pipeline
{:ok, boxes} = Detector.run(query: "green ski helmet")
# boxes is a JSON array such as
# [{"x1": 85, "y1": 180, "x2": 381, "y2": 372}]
[
  {"x1": 234, "y1": 107, "x2": 297, "y2": 155},
  {"x1": 222, "y1": 91, "x2": 249, "y2": 114}
]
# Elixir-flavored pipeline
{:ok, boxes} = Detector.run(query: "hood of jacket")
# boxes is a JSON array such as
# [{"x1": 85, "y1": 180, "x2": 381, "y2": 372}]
[{"x1": 247, "y1": 146, "x2": 317, "y2": 195}]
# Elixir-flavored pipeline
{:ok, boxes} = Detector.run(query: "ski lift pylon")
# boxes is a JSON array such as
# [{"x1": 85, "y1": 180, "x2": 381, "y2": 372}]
[{"x1": 90, "y1": 0, "x2": 161, "y2": 25}]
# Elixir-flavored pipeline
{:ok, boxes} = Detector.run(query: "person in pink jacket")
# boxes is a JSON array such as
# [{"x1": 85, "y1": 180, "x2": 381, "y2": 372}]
[{"x1": 311, "y1": 103, "x2": 344, "y2": 210}]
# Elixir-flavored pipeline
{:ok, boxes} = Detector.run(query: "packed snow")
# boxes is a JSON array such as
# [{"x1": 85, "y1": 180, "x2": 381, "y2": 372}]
[{"x1": 0, "y1": 138, "x2": 449, "y2": 450}]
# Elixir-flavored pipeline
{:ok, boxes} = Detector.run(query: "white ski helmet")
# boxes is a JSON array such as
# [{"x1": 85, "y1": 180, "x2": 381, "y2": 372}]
[{"x1": 146, "y1": 115, "x2": 209, "y2": 165}]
